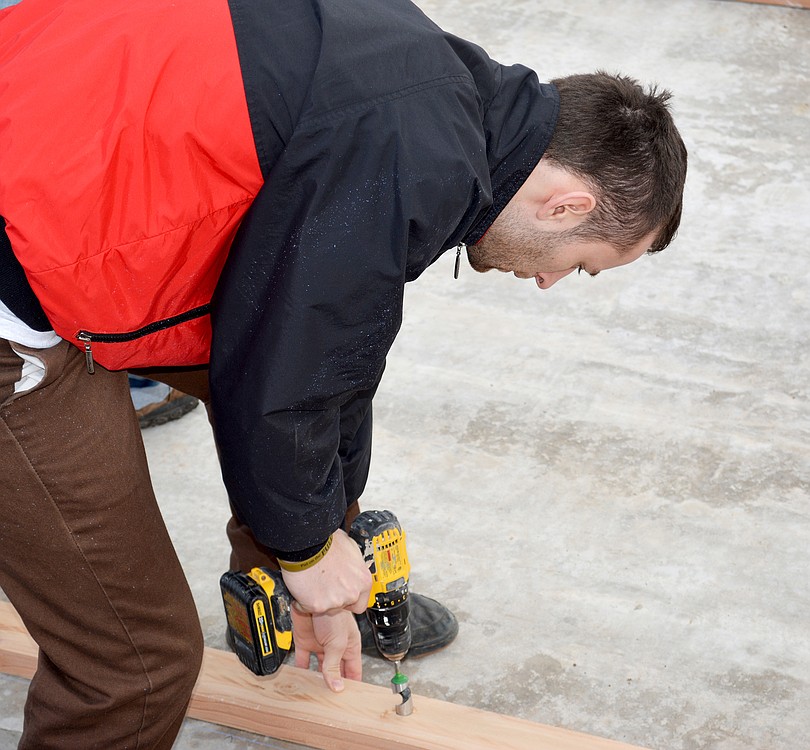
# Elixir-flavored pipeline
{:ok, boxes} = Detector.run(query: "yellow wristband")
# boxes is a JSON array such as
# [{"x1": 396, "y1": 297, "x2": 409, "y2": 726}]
[{"x1": 277, "y1": 535, "x2": 334, "y2": 573}]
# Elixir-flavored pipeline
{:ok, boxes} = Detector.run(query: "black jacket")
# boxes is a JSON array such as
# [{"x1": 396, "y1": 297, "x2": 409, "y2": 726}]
[
  {"x1": 0, "y1": 0, "x2": 558, "y2": 555},
  {"x1": 214, "y1": 0, "x2": 558, "y2": 553}
]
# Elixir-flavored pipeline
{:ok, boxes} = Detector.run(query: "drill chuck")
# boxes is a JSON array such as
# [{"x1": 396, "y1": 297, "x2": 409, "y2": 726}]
[{"x1": 366, "y1": 598, "x2": 411, "y2": 661}]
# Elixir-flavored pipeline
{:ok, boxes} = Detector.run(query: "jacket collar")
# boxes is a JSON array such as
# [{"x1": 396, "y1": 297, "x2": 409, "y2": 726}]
[{"x1": 461, "y1": 73, "x2": 559, "y2": 246}]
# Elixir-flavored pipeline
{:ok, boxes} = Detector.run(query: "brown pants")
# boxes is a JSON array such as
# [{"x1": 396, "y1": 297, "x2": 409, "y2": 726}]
[
  {"x1": 0, "y1": 339, "x2": 202, "y2": 748},
  {"x1": 1, "y1": 338, "x2": 358, "y2": 748}
]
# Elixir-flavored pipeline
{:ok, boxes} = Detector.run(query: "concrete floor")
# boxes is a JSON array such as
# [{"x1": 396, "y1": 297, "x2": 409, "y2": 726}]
[{"x1": 2, "y1": 0, "x2": 810, "y2": 748}]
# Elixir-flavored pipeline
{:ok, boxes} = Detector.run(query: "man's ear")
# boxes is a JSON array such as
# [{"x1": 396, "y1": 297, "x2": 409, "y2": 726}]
[
  {"x1": 517, "y1": 158, "x2": 598, "y2": 227},
  {"x1": 536, "y1": 191, "x2": 596, "y2": 224}
]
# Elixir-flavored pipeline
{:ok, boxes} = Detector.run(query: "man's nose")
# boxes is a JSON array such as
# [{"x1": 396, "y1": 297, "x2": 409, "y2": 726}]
[{"x1": 535, "y1": 268, "x2": 575, "y2": 289}]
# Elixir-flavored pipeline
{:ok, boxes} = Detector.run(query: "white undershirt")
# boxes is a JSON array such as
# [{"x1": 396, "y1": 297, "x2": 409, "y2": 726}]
[{"x1": 0, "y1": 297, "x2": 61, "y2": 349}]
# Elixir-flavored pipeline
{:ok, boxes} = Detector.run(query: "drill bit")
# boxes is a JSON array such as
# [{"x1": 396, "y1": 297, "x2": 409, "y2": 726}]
[{"x1": 390, "y1": 660, "x2": 413, "y2": 716}]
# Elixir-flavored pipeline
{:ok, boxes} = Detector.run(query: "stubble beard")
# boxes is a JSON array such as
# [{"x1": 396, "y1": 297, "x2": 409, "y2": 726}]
[{"x1": 466, "y1": 202, "x2": 567, "y2": 275}]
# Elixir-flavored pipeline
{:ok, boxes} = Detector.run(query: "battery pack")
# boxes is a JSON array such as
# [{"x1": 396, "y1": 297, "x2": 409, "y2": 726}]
[{"x1": 220, "y1": 567, "x2": 293, "y2": 676}]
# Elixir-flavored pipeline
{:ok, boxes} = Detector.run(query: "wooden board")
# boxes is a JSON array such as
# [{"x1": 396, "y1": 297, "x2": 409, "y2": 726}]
[
  {"x1": 730, "y1": 0, "x2": 810, "y2": 8},
  {"x1": 0, "y1": 601, "x2": 649, "y2": 750}
]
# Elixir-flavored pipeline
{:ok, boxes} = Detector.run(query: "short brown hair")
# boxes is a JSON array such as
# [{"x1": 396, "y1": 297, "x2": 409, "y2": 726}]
[{"x1": 544, "y1": 72, "x2": 687, "y2": 253}]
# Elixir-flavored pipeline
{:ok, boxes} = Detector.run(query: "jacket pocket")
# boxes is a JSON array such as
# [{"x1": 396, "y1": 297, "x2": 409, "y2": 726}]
[{"x1": 76, "y1": 304, "x2": 210, "y2": 373}]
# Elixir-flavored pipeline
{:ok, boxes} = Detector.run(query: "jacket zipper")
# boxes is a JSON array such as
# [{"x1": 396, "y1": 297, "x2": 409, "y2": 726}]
[
  {"x1": 76, "y1": 303, "x2": 210, "y2": 374},
  {"x1": 453, "y1": 243, "x2": 465, "y2": 279}
]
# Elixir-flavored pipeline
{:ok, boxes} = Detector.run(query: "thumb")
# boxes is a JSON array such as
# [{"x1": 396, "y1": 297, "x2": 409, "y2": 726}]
[{"x1": 321, "y1": 644, "x2": 346, "y2": 692}]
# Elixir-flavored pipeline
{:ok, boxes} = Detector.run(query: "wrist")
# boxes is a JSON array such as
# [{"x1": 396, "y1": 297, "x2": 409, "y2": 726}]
[{"x1": 277, "y1": 535, "x2": 334, "y2": 572}]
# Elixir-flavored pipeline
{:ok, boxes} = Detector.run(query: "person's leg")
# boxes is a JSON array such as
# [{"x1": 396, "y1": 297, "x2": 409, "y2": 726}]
[
  {"x1": 131, "y1": 367, "x2": 277, "y2": 571},
  {"x1": 0, "y1": 339, "x2": 203, "y2": 749},
  {"x1": 128, "y1": 375, "x2": 199, "y2": 429},
  {"x1": 131, "y1": 367, "x2": 211, "y2": 405}
]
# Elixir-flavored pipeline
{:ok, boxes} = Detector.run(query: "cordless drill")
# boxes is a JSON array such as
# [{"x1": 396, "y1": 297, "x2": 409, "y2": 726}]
[
  {"x1": 220, "y1": 509, "x2": 413, "y2": 713},
  {"x1": 349, "y1": 509, "x2": 411, "y2": 660},
  {"x1": 349, "y1": 509, "x2": 413, "y2": 715}
]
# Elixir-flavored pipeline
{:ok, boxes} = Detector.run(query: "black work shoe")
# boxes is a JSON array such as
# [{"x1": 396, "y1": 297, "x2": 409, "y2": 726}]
[
  {"x1": 358, "y1": 593, "x2": 458, "y2": 659},
  {"x1": 136, "y1": 388, "x2": 199, "y2": 429}
]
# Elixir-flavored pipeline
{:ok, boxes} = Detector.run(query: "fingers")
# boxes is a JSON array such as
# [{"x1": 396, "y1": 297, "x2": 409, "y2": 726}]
[
  {"x1": 291, "y1": 604, "x2": 314, "y2": 669},
  {"x1": 294, "y1": 598, "x2": 365, "y2": 617},
  {"x1": 319, "y1": 623, "x2": 362, "y2": 691},
  {"x1": 315, "y1": 610, "x2": 353, "y2": 692},
  {"x1": 340, "y1": 632, "x2": 363, "y2": 683},
  {"x1": 294, "y1": 646, "x2": 312, "y2": 670},
  {"x1": 346, "y1": 591, "x2": 371, "y2": 615},
  {"x1": 291, "y1": 600, "x2": 310, "y2": 615},
  {"x1": 292, "y1": 610, "x2": 362, "y2": 692}
]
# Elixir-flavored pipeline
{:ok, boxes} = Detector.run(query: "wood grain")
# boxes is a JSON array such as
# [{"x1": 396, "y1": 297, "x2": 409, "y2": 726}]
[{"x1": 0, "y1": 601, "x2": 649, "y2": 750}]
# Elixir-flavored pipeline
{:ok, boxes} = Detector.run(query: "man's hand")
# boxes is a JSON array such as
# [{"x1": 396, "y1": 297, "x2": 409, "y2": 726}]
[
  {"x1": 280, "y1": 528, "x2": 371, "y2": 615},
  {"x1": 281, "y1": 528, "x2": 371, "y2": 691},
  {"x1": 291, "y1": 607, "x2": 363, "y2": 691}
]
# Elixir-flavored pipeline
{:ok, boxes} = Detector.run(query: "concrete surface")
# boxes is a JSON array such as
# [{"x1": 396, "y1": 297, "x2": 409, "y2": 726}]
[{"x1": 2, "y1": 0, "x2": 809, "y2": 748}]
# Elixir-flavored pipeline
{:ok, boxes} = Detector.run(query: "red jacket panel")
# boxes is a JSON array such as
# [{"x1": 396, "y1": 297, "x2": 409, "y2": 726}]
[{"x1": 0, "y1": 0, "x2": 263, "y2": 368}]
